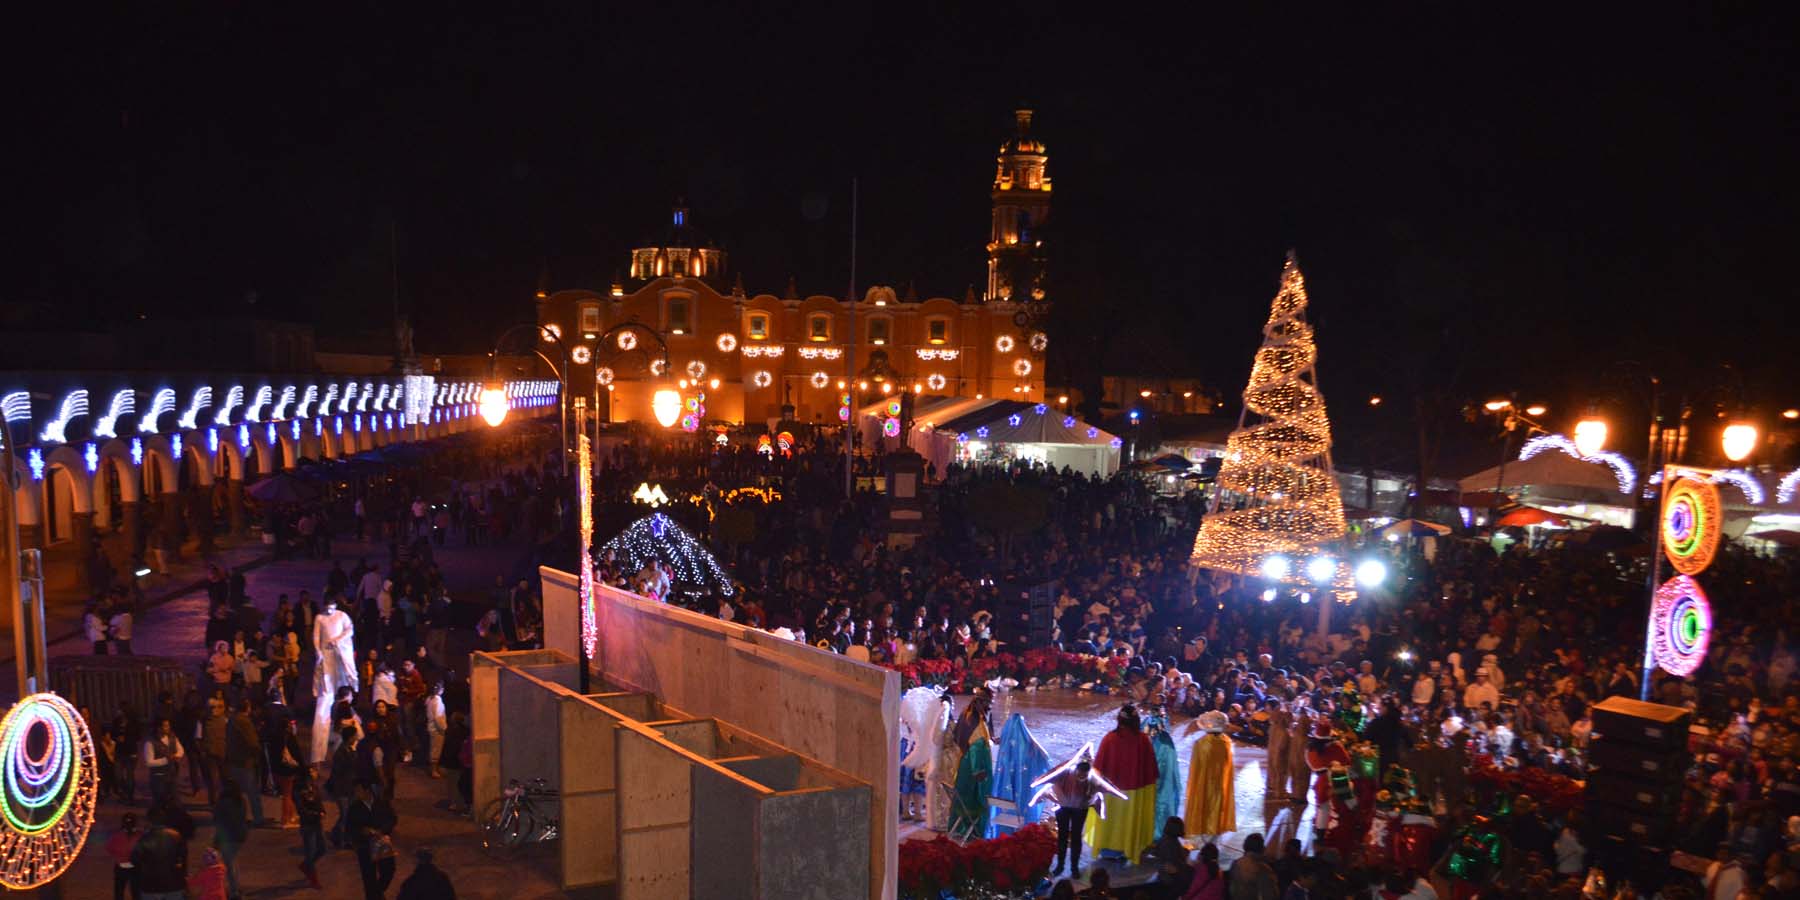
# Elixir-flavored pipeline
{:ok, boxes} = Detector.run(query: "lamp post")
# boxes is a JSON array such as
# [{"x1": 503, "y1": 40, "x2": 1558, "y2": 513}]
[{"x1": 1477, "y1": 397, "x2": 1550, "y2": 527}]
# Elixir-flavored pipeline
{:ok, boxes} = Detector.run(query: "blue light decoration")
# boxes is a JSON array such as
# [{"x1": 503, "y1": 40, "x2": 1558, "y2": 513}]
[
  {"x1": 977, "y1": 426, "x2": 990, "y2": 438},
  {"x1": 26, "y1": 449, "x2": 45, "y2": 481},
  {"x1": 1087, "y1": 427, "x2": 1099, "y2": 439},
  {"x1": 1110, "y1": 438, "x2": 1124, "y2": 449},
  {"x1": 333, "y1": 417, "x2": 343, "y2": 435},
  {"x1": 290, "y1": 420, "x2": 301, "y2": 441},
  {"x1": 265, "y1": 423, "x2": 276, "y2": 445},
  {"x1": 1128, "y1": 409, "x2": 1140, "y2": 422},
  {"x1": 207, "y1": 429, "x2": 219, "y2": 455},
  {"x1": 236, "y1": 424, "x2": 250, "y2": 449},
  {"x1": 957, "y1": 433, "x2": 969, "y2": 444},
  {"x1": 129, "y1": 438, "x2": 144, "y2": 466},
  {"x1": 169, "y1": 434, "x2": 182, "y2": 459},
  {"x1": 312, "y1": 419, "x2": 322, "y2": 437},
  {"x1": 353, "y1": 414, "x2": 362, "y2": 432},
  {"x1": 384, "y1": 413, "x2": 393, "y2": 431},
  {"x1": 1007, "y1": 414, "x2": 1022, "y2": 427},
  {"x1": 1034, "y1": 403, "x2": 1048, "y2": 415},
  {"x1": 83, "y1": 444, "x2": 98, "y2": 474},
  {"x1": 1063, "y1": 416, "x2": 1077, "y2": 428}
]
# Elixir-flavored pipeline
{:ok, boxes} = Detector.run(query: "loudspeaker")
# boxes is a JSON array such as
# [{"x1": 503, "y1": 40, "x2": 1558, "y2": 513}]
[
  {"x1": 1590, "y1": 696, "x2": 1691, "y2": 750},
  {"x1": 1589, "y1": 737, "x2": 1688, "y2": 780},
  {"x1": 1586, "y1": 697, "x2": 1690, "y2": 846},
  {"x1": 1586, "y1": 771, "x2": 1682, "y2": 816}
]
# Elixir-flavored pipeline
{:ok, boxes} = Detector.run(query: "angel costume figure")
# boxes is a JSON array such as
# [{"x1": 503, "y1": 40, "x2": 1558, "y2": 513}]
[
  {"x1": 949, "y1": 719, "x2": 994, "y2": 839},
  {"x1": 310, "y1": 596, "x2": 359, "y2": 763},
  {"x1": 1032, "y1": 745, "x2": 1126, "y2": 879},
  {"x1": 1183, "y1": 710, "x2": 1236, "y2": 835},
  {"x1": 898, "y1": 687, "x2": 951, "y2": 827},
  {"x1": 988, "y1": 712, "x2": 1051, "y2": 838}
]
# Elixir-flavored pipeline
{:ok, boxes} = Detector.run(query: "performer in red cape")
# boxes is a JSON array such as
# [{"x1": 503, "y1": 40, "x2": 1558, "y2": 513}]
[{"x1": 1083, "y1": 704, "x2": 1160, "y2": 860}]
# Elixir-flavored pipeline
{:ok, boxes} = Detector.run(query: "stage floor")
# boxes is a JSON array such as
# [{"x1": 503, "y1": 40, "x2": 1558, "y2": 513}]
[{"x1": 898, "y1": 687, "x2": 1318, "y2": 870}]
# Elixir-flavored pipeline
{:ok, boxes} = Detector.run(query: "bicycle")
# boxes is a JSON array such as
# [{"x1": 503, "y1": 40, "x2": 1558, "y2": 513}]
[{"x1": 479, "y1": 777, "x2": 561, "y2": 857}]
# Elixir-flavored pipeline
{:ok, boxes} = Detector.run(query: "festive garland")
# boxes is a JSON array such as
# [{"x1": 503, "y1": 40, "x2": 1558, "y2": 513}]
[{"x1": 900, "y1": 822, "x2": 1055, "y2": 898}]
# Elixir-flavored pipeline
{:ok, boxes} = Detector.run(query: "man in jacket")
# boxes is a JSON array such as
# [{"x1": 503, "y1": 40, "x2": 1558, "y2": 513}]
[{"x1": 223, "y1": 697, "x2": 266, "y2": 826}]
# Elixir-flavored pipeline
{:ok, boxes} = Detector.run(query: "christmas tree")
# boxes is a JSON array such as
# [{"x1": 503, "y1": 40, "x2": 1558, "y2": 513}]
[{"x1": 1191, "y1": 252, "x2": 1351, "y2": 591}]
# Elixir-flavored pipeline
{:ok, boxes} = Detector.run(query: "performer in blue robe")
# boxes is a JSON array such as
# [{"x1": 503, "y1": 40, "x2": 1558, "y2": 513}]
[
  {"x1": 987, "y1": 712, "x2": 1052, "y2": 838},
  {"x1": 1144, "y1": 707, "x2": 1184, "y2": 831}
]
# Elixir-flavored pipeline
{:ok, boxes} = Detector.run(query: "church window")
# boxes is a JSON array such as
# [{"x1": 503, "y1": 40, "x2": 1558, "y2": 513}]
[
  {"x1": 667, "y1": 297, "x2": 691, "y2": 335},
  {"x1": 580, "y1": 305, "x2": 601, "y2": 334},
  {"x1": 748, "y1": 314, "x2": 769, "y2": 339},
  {"x1": 927, "y1": 318, "x2": 948, "y2": 345},
  {"x1": 809, "y1": 314, "x2": 831, "y2": 341},
  {"x1": 868, "y1": 317, "x2": 890, "y2": 345}
]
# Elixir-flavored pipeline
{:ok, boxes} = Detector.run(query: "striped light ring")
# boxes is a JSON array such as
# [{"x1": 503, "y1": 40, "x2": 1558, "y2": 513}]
[
  {"x1": 1652, "y1": 575, "x2": 1713, "y2": 677},
  {"x1": 0, "y1": 693, "x2": 96, "y2": 889},
  {"x1": 1661, "y1": 476, "x2": 1721, "y2": 575}
]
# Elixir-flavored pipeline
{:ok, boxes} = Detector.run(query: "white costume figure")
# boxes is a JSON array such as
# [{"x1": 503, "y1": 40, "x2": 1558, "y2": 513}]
[
  {"x1": 310, "y1": 599, "x2": 359, "y2": 763},
  {"x1": 898, "y1": 687, "x2": 952, "y2": 831}
]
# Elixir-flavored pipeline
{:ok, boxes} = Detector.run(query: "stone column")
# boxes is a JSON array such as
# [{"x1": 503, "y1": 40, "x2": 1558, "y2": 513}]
[
  {"x1": 121, "y1": 500, "x2": 143, "y2": 566},
  {"x1": 191, "y1": 487, "x2": 216, "y2": 555},
  {"x1": 159, "y1": 491, "x2": 183, "y2": 566},
  {"x1": 228, "y1": 479, "x2": 246, "y2": 536},
  {"x1": 73, "y1": 513, "x2": 96, "y2": 594}
]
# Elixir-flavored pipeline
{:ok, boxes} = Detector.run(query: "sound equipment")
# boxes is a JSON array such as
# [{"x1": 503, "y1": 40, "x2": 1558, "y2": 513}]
[{"x1": 1584, "y1": 696, "x2": 1690, "y2": 862}]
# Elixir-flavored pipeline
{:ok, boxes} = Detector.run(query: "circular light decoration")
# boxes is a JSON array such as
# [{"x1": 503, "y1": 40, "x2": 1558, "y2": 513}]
[
  {"x1": 1013, "y1": 359, "x2": 1033, "y2": 377},
  {"x1": 1651, "y1": 574, "x2": 1713, "y2": 676},
  {"x1": 686, "y1": 360, "x2": 707, "y2": 380},
  {"x1": 757, "y1": 434, "x2": 773, "y2": 455},
  {"x1": 811, "y1": 371, "x2": 830, "y2": 389},
  {"x1": 0, "y1": 693, "x2": 97, "y2": 889},
  {"x1": 649, "y1": 358, "x2": 667, "y2": 376},
  {"x1": 995, "y1": 335, "x2": 1015, "y2": 353},
  {"x1": 1029, "y1": 331, "x2": 1048, "y2": 353},
  {"x1": 1661, "y1": 476, "x2": 1722, "y2": 575},
  {"x1": 616, "y1": 331, "x2": 638, "y2": 351},
  {"x1": 886, "y1": 399, "x2": 902, "y2": 417},
  {"x1": 716, "y1": 333, "x2": 738, "y2": 353},
  {"x1": 926, "y1": 373, "x2": 947, "y2": 391},
  {"x1": 751, "y1": 370, "x2": 773, "y2": 389},
  {"x1": 777, "y1": 431, "x2": 794, "y2": 451},
  {"x1": 680, "y1": 413, "x2": 698, "y2": 432},
  {"x1": 596, "y1": 367, "x2": 614, "y2": 386},
  {"x1": 570, "y1": 345, "x2": 592, "y2": 365},
  {"x1": 542, "y1": 323, "x2": 561, "y2": 343},
  {"x1": 882, "y1": 417, "x2": 901, "y2": 437}
]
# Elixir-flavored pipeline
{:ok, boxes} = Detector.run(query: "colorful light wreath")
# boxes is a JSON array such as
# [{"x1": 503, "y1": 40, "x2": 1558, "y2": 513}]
[
  {"x1": 751, "y1": 370, "x2": 773, "y2": 389},
  {"x1": 995, "y1": 334, "x2": 1015, "y2": 353},
  {"x1": 680, "y1": 413, "x2": 699, "y2": 432},
  {"x1": 926, "y1": 373, "x2": 947, "y2": 391},
  {"x1": 0, "y1": 693, "x2": 97, "y2": 889},
  {"x1": 616, "y1": 331, "x2": 637, "y2": 351},
  {"x1": 886, "y1": 399, "x2": 902, "y2": 416},
  {"x1": 716, "y1": 333, "x2": 738, "y2": 353},
  {"x1": 1013, "y1": 358, "x2": 1033, "y2": 377},
  {"x1": 1651, "y1": 575, "x2": 1713, "y2": 676},
  {"x1": 570, "y1": 345, "x2": 592, "y2": 365},
  {"x1": 1661, "y1": 476, "x2": 1722, "y2": 576},
  {"x1": 811, "y1": 371, "x2": 831, "y2": 389},
  {"x1": 883, "y1": 417, "x2": 901, "y2": 437}
]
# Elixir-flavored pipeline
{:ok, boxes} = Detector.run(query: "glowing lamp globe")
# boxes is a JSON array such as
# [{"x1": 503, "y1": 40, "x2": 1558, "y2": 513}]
[
  {"x1": 1355, "y1": 559, "x2": 1388, "y2": 589},
  {"x1": 478, "y1": 387, "x2": 509, "y2": 427},
  {"x1": 651, "y1": 388, "x2": 682, "y2": 428},
  {"x1": 1572, "y1": 418, "x2": 1608, "y2": 457},
  {"x1": 1260, "y1": 555, "x2": 1290, "y2": 581},
  {"x1": 1306, "y1": 556, "x2": 1335, "y2": 585},
  {"x1": 1722, "y1": 422, "x2": 1758, "y2": 462}
]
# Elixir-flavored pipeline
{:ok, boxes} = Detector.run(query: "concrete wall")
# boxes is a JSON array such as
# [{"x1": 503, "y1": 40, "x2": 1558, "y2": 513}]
[
  {"x1": 544, "y1": 575, "x2": 899, "y2": 900},
  {"x1": 761, "y1": 788, "x2": 872, "y2": 900}
]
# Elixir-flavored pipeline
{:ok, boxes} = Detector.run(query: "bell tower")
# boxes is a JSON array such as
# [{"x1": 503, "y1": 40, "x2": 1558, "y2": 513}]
[{"x1": 985, "y1": 108, "x2": 1051, "y2": 304}]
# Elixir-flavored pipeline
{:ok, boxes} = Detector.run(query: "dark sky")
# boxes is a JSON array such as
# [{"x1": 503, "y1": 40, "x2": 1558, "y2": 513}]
[{"x1": 8, "y1": 4, "x2": 1798, "y2": 448}]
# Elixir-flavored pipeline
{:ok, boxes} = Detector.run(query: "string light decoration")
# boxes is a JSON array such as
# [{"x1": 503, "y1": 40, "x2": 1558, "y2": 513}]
[
  {"x1": 750, "y1": 370, "x2": 773, "y2": 389},
  {"x1": 798, "y1": 346, "x2": 843, "y2": 360},
  {"x1": 1651, "y1": 575, "x2": 1713, "y2": 676},
  {"x1": 742, "y1": 345, "x2": 784, "y2": 358},
  {"x1": 1518, "y1": 433, "x2": 1637, "y2": 495},
  {"x1": 1191, "y1": 253, "x2": 1354, "y2": 594},
  {"x1": 995, "y1": 335, "x2": 1015, "y2": 353},
  {"x1": 1012, "y1": 358, "x2": 1033, "y2": 377},
  {"x1": 1778, "y1": 467, "x2": 1800, "y2": 505},
  {"x1": 1661, "y1": 476, "x2": 1721, "y2": 576},
  {"x1": 596, "y1": 367, "x2": 614, "y2": 386},
  {"x1": 926, "y1": 373, "x2": 947, "y2": 391},
  {"x1": 616, "y1": 330, "x2": 637, "y2": 351},
  {"x1": 598, "y1": 513, "x2": 735, "y2": 597},
  {"x1": 0, "y1": 693, "x2": 97, "y2": 889},
  {"x1": 1707, "y1": 468, "x2": 1766, "y2": 505},
  {"x1": 916, "y1": 348, "x2": 961, "y2": 361},
  {"x1": 883, "y1": 417, "x2": 901, "y2": 437},
  {"x1": 1029, "y1": 332, "x2": 1048, "y2": 352},
  {"x1": 716, "y1": 333, "x2": 738, "y2": 353},
  {"x1": 577, "y1": 433, "x2": 597, "y2": 661},
  {"x1": 810, "y1": 371, "x2": 831, "y2": 389}
]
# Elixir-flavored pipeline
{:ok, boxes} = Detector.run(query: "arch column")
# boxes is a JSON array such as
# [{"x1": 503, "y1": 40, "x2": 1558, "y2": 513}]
[
  {"x1": 183, "y1": 439, "x2": 216, "y2": 555},
  {"x1": 47, "y1": 448, "x2": 98, "y2": 593},
  {"x1": 11, "y1": 472, "x2": 43, "y2": 552}
]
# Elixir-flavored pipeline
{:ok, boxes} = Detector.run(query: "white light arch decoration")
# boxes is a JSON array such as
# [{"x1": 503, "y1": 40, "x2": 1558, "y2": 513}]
[
  {"x1": 1779, "y1": 468, "x2": 1800, "y2": 505},
  {"x1": 810, "y1": 371, "x2": 831, "y2": 389},
  {"x1": 272, "y1": 386, "x2": 297, "y2": 420},
  {"x1": 245, "y1": 386, "x2": 273, "y2": 422},
  {"x1": 177, "y1": 387, "x2": 213, "y2": 429},
  {"x1": 38, "y1": 391, "x2": 87, "y2": 444},
  {"x1": 373, "y1": 384, "x2": 391, "y2": 414},
  {"x1": 1648, "y1": 467, "x2": 1768, "y2": 505},
  {"x1": 1, "y1": 392, "x2": 29, "y2": 424},
  {"x1": 340, "y1": 382, "x2": 358, "y2": 413},
  {"x1": 214, "y1": 386, "x2": 244, "y2": 425},
  {"x1": 716, "y1": 333, "x2": 738, "y2": 353},
  {"x1": 359, "y1": 382, "x2": 375, "y2": 411},
  {"x1": 1517, "y1": 433, "x2": 1637, "y2": 495},
  {"x1": 93, "y1": 390, "x2": 134, "y2": 439},
  {"x1": 750, "y1": 370, "x2": 773, "y2": 389},
  {"x1": 295, "y1": 385, "x2": 318, "y2": 419}
]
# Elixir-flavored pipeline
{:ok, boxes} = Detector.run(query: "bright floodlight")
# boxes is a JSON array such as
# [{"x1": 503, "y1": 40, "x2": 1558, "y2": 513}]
[
  {"x1": 651, "y1": 387, "x2": 682, "y2": 428},
  {"x1": 1260, "y1": 588, "x2": 1276, "y2": 603},
  {"x1": 478, "y1": 387, "x2": 509, "y2": 427},
  {"x1": 1355, "y1": 559, "x2": 1388, "y2": 589},
  {"x1": 1298, "y1": 592, "x2": 1311, "y2": 604},
  {"x1": 1573, "y1": 417, "x2": 1608, "y2": 457},
  {"x1": 1306, "y1": 556, "x2": 1335, "y2": 584},
  {"x1": 1722, "y1": 422, "x2": 1758, "y2": 462},
  {"x1": 1261, "y1": 555, "x2": 1290, "y2": 581}
]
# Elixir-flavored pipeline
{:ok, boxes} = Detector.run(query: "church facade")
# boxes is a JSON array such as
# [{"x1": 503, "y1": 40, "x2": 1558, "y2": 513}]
[{"x1": 537, "y1": 110, "x2": 1053, "y2": 426}]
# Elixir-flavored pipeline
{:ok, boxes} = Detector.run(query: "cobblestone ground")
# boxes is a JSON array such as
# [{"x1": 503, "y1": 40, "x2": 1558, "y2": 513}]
[{"x1": 34, "y1": 535, "x2": 576, "y2": 900}]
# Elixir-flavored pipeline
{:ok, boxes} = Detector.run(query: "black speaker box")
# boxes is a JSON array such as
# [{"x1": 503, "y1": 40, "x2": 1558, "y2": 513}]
[
  {"x1": 1584, "y1": 798, "x2": 1676, "y2": 845},
  {"x1": 1586, "y1": 771, "x2": 1682, "y2": 816},
  {"x1": 1589, "y1": 736, "x2": 1689, "y2": 782},
  {"x1": 1590, "y1": 696, "x2": 1691, "y2": 751}
]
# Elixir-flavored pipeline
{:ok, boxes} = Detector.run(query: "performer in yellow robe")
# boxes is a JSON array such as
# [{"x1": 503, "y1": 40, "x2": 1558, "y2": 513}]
[{"x1": 1183, "y1": 710, "x2": 1236, "y2": 836}]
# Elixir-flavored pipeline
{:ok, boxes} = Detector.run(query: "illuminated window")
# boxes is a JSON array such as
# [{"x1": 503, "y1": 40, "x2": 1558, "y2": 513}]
[
  {"x1": 868, "y1": 317, "x2": 890, "y2": 345},
  {"x1": 809, "y1": 314, "x2": 831, "y2": 341},
  {"x1": 927, "y1": 318, "x2": 948, "y2": 344},
  {"x1": 748, "y1": 314, "x2": 769, "y2": 339},
  {"x1": 667, "y1": 297, "x2": 691, "y2": 335},
  {"x1": 580, "y1": 305, "x2": 601, "y2": 333}
]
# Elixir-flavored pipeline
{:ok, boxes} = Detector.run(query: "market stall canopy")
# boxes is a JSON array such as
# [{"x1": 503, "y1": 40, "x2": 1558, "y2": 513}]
[
  {"x1": 1495, "y1": 507, "x2": 1569, "y2": 528},
  {"x1": 1151, "y1": 453, "x2": 1192, "y2": 471},
  {"x1": 1555, "y1": 523, "x2": 1647, "y2": 552},
  {"x1": 908, "y1": 399, "x2": 1122, "y2": 478},
  {"x1": 1458, "y1": 452, "x2": 1632, "y2": 497},
  {"x1": 1376, "y1": 518, "x2": 1452, "y2": 538}
]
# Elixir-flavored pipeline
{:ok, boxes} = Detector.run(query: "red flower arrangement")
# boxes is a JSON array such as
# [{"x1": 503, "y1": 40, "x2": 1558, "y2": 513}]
[
  {"x1": 1467, "y1": 754, "x2": 1585, "y2": 816},
  {"x1": 890, "y1": 649, "x2": 1127, "y2": 694},
  {"x1": 899, "y1": 823, "x2": 1056, "y2": 898}
]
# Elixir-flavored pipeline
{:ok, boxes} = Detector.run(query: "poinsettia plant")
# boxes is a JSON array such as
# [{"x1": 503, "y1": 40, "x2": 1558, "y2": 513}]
[{"x1": 899, "y1": 824, "x2": 1056, "y2": 899}]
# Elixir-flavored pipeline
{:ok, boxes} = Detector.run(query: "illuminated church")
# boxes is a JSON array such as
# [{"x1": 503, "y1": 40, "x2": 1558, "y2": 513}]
[{"x1": 537, "y1": 110, "x2": 1052, "y2": 425}]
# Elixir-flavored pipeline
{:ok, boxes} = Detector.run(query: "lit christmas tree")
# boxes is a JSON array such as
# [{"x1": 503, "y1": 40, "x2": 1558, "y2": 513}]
[
  {"x1": 599, "y1": 513, "x2": 736, "y2": 597},
  {"x1": 1191, "y1": 252, "x2": 1352, "y2": 592}
]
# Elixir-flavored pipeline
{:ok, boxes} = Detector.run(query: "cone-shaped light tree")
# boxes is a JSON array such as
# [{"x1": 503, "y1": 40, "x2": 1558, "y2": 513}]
[{"x1": 1191, "y1": 252, "x2": 1352, "y2": 592}]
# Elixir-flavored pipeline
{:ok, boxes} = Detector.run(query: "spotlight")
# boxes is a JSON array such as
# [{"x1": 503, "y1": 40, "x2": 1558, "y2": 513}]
[
  {"x1": 1261, "y1": 555, "x2": 1291, "y2": 581},
  {"x1": 1355, "y1": 559, "x2": 1388, "y2": 588},
  {"x1": 1306, "y1": 556, "x2": 1335, "y2": 584},
  {"x1": 1260, "y1": 588, "x2": 1276, "y2": 603},
  {"x1": 1298, "y1": 592, "x2": 1311, "y2": 604}
]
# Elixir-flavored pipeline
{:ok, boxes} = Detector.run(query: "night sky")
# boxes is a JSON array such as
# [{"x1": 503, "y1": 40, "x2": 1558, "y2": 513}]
[{"x1": 8, "y1": 5, "x2": 1798, "y2": 456}]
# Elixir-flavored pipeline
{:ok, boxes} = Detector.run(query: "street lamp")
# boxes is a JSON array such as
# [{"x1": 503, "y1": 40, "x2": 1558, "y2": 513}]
[
  {"x1": 478, "y1": 383, "x2": 510, "y2": 427},
  {"x1": 651, "y1": 386, "x2": 682, "y2": 428},
  {"x1": 1722, "y1": 421, "x2": 1759, "y2": 462},
  {"x1": 1573, "y1": 416, "x2": 1608, "y2": 457}
]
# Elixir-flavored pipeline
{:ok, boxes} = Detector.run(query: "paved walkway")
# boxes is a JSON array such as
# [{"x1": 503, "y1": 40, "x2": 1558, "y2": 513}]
[{"x1": 31, "y1": 535, "x2": 574, "y2": 899}]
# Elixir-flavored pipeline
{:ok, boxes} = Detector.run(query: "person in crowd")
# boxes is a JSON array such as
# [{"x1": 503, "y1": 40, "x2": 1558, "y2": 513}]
[
  {"x1": 210, "y1": 777, "x2": 249, "y2": 899},
  {"x1": 395, "y1": 846, "x2": 457, "y2": 900},
  {"x1": 295, "y1": 769, "x2": 328, "y2": 889},
  {"x1": 131, "y1": 806, "x2": 188, "y2": 900},
  {"x1": 347, "y1": 778, "x2": 399, "y2": 900},
  {"x1": 143, "y1": 716, "x2": 184, "y2": 808},
  {"x1": 105, "y1": 812, "x2": 141, "y2": 900}
]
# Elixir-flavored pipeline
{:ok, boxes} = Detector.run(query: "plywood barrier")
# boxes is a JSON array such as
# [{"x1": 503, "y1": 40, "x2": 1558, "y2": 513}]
[{"x1": 543, "y1": 567, "x2": 900, "y2": 900}]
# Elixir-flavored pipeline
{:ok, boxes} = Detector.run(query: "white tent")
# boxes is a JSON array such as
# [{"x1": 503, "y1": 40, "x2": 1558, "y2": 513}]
[
  {"x1": 1458, "y1": 451, "x2": 1636, "y2": 525},
  {"x1": 921, "y1": 400, "x2": 1122, "y2": 478}
]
